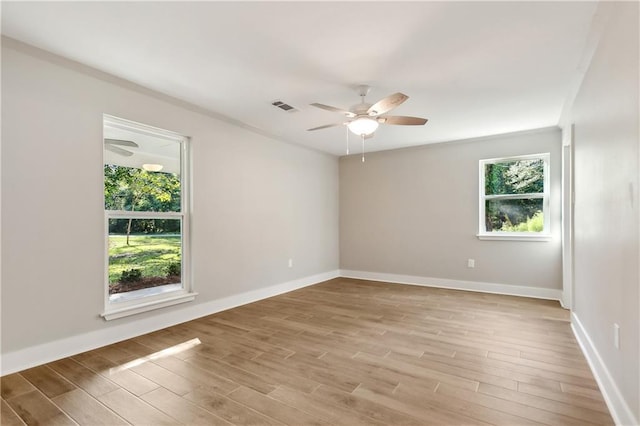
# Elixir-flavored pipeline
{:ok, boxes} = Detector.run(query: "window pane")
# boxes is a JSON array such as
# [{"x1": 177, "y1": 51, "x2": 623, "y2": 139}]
[
  {"x1": 108, "y1": 218, "x2": 182, "y2": 296},
  {"x1": 485, "y1": 159, "x2": 544, "y2": 195},
  {"x1": 485, "y1": 198, "x2": 544, "y2": 232},
  {"x1": 104, "y1": 123, "x2": 182, "y2": 212},
  {"x1": 104, "y1": 165, "x2": 181, "y2": 212}
]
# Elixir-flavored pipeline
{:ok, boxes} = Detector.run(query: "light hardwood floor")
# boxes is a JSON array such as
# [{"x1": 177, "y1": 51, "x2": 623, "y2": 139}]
[{"x1": 1, "y1": 278, "x2": 613, "y2": 425}]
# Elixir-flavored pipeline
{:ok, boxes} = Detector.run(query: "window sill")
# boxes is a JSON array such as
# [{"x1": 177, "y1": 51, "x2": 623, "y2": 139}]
[
  {"x1": 477, "y1": 233, "x2": 552, "y2": 242},
  {"x1": 101, "y1": 291, "x2": 197, "y2": 321}
]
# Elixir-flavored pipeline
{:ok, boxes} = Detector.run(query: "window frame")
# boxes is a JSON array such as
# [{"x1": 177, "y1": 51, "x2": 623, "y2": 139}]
[
  {"x1": 477, "y1": 152, "x2": 551, "y2": 241},
  {"x1": 101, "y1": 115, "x2": 195, "y2": 320}
]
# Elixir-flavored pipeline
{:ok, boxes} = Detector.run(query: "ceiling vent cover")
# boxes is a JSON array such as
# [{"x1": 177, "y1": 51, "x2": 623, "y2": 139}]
[{"x1": 271, "y1": 100, "x2": 298, "y2": 112}]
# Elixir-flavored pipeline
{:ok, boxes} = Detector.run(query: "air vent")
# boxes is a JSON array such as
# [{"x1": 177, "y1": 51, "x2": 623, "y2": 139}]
[{"x1": 271, "y1": 100, "x2": 298, "y2": 112}]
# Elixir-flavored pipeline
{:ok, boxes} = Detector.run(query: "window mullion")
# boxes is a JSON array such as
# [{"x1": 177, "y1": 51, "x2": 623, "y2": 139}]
[
  {"x1": 107, "y1": 210, "x2": 182, "y2": 219},
  {"x1": 484, "y1": 193, "x2": 545, "y2": 201}
]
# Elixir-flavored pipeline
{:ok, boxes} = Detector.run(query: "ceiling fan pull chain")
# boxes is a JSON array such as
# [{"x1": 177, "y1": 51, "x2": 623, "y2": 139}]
[
  {"x1": 361, "y1": 134, "x2": 365, "y2": 163},
  {"x1": 346, "y1": 125, "x2": 350, "y2": 155}
]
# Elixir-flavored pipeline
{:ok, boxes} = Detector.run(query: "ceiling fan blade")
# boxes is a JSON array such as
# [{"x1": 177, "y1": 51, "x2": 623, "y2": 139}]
[
  {"x1": 307, "y1": 123, "x2": 344, "y2": 131},
  {"x1": 310, "y1": 103, "x2": 355, "y2": 117},
  {"x1": 105, "y1": 144, "x2": 134, "y2": 157},
  {"x1": 105, "y1": 138, "x2": 139, "y2": 148},
  {"x1": 367, "y1": 92, "x2": 409, "y2": 116},
  {"x1": 379, "y1": 116, "x2": 428, "y2": 126}
]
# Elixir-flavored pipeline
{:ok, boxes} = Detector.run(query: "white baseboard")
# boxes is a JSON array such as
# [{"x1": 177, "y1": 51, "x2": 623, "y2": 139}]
[
  {"x1": 339, "y1": 269, "x2": 563, "y2": 302},
  {"x1": 571, "y1": 312, "x2": 638, "y2": 426},
  {"x1": 1, "y1": 270, "x2": 340, "y2": 376}
]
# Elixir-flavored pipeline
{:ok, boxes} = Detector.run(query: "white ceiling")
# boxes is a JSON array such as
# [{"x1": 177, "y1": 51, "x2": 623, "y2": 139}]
[{"x1": 2, "y1": 1, "x2": 598, "y2": 156}]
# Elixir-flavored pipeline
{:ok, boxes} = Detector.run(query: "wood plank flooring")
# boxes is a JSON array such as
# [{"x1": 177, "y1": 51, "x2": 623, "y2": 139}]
[{"x1": 1, "y1": 278, "x2": 613, "y2": 425}]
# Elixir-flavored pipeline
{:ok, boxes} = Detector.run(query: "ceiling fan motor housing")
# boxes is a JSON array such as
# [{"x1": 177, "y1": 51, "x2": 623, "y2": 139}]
[{"x1": 351, "y1": 102, "x2": 373, "y2": 115}]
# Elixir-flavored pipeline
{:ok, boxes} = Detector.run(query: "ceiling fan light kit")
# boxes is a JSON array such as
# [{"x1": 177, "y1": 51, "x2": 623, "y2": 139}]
[
  {"x1": 308, "y1": 85, "x2": 428, "y2": 158},
  {"x1": 348, "y1": 116, "x2": 379, "y2": 136}
]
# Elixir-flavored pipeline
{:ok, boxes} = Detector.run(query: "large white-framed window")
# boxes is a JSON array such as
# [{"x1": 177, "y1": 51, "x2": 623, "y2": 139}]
[
  {"x1": 478, "y1": 153, "x2": 550, "y2": 241},
  {"x1": 101, "y1": 115, "x2": 195, "y2": 320}
]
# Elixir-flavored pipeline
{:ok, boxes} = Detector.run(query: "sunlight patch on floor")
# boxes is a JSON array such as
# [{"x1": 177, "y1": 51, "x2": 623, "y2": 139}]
[{"x1": 109, "y1": 338, "x2": 201, "y2": 374}]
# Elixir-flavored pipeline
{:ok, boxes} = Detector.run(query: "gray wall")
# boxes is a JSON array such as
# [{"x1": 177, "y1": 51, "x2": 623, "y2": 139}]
[
  {"x1": 1, "y1": 40, "x2": 339, "y2": 354},
  {"x1": 340, "y1": 128, "x2": 562, "y2": 290},
  {"x1": 570, "y1": 1, "x2": 639, "y2": 421}
]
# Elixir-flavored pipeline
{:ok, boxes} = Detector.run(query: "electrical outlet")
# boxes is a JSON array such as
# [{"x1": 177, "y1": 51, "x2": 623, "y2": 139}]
[
  {"x1": 288, "y1": 258, "x2": 293, "y2": 268},
  {"x1": 614, "y1": 323, "x2": 620, "y2": 349},
  {"x1": 467, "y1": 259, "x2": 475, "y2": 268}
]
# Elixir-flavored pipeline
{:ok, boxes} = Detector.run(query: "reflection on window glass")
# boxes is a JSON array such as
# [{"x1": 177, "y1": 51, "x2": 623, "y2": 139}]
[
  {"x1": 108, "y1": 218, "x2": 181, "y2": 296},
  {"x1": 485, "y1": 199, "x2": 544, "y2": 233}
]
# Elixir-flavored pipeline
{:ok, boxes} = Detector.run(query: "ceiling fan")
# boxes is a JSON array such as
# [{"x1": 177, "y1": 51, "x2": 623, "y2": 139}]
[
  {"x1": 307, "y1": 85, "x2": 428, "y2": 137},
  {"x1": 104, "y1": 138, "x2": 138, "y2": 157}
]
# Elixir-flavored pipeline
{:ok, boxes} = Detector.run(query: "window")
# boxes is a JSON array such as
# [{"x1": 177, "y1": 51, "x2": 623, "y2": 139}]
[
  {"x1": 102, "y1": 115, "x2": 195, "y2": 320},
  {"x1": 478, "y1": 153, "x2": 550, "y2": 241}
]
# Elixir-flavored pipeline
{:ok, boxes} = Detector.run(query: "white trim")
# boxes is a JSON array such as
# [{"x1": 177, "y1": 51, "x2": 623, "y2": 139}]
[
  {"x1": 104, "y1": 114, "x2": 186, "y2": 142},
  {"x1": 571, "y1": 312, "x2": 638, "y2": 426},
  {"x1": 101, "y1": 291, "x2": 198, "y2": 321},
  {"x1": 0, "y1": 270, "x2": 339, "y2": 375},
  {"x1": 479, "y1": 152, "x2": 550, "y2": 166},
  {"x1": 107, "y1": 211, "x2": 183, "y2": 219},
  {"x1": 485, "y1": 193, "x2": 544, "y2": 201},
  {"x1": 102, "y1": 115, "x2": 192, "y2": 318},
  {"x1": 558, "y1": 295, "x2": 569, "y2": 310},
  {"x1": 339, "y1": 270, "x2": 562, "y2": 301},
  {"x1": 476, "y1": 233, "x2": 552, "y2": 242},
  {"x1": 561, "y1": 138, "x2": 574, "y2": 311}
]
